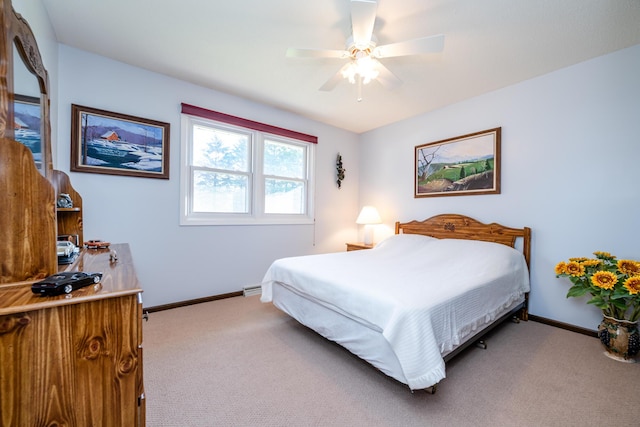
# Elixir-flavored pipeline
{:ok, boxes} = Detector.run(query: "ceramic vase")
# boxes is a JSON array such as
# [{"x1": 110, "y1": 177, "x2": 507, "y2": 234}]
[{"x1": 597, "y1": 315, "x2": 639, "y2": 363}]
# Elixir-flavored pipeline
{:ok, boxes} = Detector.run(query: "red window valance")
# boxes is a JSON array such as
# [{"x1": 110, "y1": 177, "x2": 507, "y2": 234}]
[{"x1": 181, "y1": 103, "x2": 318, "y2": 144}]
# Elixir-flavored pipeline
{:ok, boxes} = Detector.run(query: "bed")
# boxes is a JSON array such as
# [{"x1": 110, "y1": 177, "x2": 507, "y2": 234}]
[{"x1": 260, "y1": 214, "x2": 531, "y2": 392}]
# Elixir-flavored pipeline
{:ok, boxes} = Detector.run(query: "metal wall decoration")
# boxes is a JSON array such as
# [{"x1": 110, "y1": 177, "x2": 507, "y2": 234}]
[{"x1": 336, "y1": 153, "x2": 345, "y2": 188}]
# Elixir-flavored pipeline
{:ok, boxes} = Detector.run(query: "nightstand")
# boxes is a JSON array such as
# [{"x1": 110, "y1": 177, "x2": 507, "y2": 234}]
[{"x1": 346, "y1": 242, "x2": 374, "y2": 251}]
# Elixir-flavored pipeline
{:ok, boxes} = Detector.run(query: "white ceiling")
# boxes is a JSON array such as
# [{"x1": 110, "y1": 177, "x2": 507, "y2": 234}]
[{"x1": 42, "y1": 0, "x2": 640, "y2": 134}]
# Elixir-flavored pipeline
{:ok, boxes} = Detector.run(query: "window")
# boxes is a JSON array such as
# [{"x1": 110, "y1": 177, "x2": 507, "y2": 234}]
[{"x1": 180, "y1": 104, "x2": 316, "y2": 225}]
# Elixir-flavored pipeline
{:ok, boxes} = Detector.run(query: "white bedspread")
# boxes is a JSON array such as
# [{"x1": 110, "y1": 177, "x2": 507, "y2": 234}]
[{"x1": 261, "y1": 234, "x2": 530, "y2": 389}]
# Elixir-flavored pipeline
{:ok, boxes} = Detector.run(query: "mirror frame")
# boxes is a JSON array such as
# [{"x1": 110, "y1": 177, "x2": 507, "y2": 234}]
[{"x1": 0, "y1": 1, "x2": 52, "y2": 177}]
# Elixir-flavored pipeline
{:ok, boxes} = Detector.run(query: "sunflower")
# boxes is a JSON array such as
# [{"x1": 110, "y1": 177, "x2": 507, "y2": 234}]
[
  {"x1": 591, "y1": 271, "x2": 617, "y2": 290},
  {"x1": 618, "y1": 260, "x2": 640, "y2": 276},
  {"x1": 556, "y1": 252, "x2": 640, "y2": 321},
  {"x1": 581, "y1": 259, "x2": 601, "y2": 267},
  {"x1": 623, "y1": 276, "x2": 640, "y2": 295},
  {"x1": 569, "y1": 257, "x2": 589, "y2": 262},
  {"x1": 565, "y1": 261, "x2": 585, "y2": 277},
  {"x1": 593, "y1": 251, "x2": 613, "y2": 258}
]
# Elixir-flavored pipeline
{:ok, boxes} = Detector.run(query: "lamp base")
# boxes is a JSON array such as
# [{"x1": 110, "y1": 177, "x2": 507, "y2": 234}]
[{"x1": 363, "y1": 225, "x2": 374, "y2": 245}]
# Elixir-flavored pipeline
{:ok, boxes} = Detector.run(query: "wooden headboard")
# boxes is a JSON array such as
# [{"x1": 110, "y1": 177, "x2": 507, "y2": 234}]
[{"x1": 395, "y1": 213, "x2": 531, "y2": 269}]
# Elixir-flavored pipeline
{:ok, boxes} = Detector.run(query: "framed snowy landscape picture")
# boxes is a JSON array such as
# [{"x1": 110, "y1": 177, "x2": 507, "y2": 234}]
[
  {"x1": 70, "y1": 104, "x2": 170, "y2": 179},
  {"x1": 415, "y1": 127, "x2": 501, "y2": 198},
  {"x1": 14, "y1": 94, "x2": 43, "y2": 170}
]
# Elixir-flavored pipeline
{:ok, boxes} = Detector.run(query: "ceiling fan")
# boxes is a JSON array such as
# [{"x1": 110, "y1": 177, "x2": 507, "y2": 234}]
[{"x1": 286, "y1": 0, "x2": 445, "y2": 101}]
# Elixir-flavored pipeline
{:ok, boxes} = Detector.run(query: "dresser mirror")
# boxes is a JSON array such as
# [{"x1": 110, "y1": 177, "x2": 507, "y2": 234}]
[
  {"x1": 2, "y1": 0, "x2": 52, "y2": 177},
  {"x1": 13, "y1": 43, "x2": 45, "y2": 171},
  {"x1": 0, "y1": 0, "x2": 59, "y2": 283}
]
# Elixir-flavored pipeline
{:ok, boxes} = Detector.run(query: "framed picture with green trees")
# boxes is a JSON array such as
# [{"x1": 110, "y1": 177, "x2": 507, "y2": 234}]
[{"x1": 415, "y1": 127, "x2": 501, "y2": 198}]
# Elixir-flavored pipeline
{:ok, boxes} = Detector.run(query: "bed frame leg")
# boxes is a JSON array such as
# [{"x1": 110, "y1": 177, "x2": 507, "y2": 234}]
[
  {"x1": 425, "y1": 384, "x2": 437, "y2": 394},
  {"x1": 475, "y1": 340, "x2": 487, "y2": 350}
]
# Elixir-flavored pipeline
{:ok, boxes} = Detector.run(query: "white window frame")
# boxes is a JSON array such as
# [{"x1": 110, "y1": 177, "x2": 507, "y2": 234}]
[{"x1": 180, "y1": 113, "x2": 315, "y2": 226}]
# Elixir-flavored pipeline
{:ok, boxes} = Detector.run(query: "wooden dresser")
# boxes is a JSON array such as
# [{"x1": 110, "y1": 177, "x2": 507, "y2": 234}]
[
  {"x1": 0, "y1": 244, "x2": 145, "y2": 426},
  {"x1": 0, "y1": 1, "x2": 145, "y2": 424}
]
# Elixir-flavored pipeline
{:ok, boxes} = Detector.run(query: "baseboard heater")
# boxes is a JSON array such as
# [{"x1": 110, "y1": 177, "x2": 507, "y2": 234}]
[{"x1": 243, "y1": 284, "x2": 262, "y2": 297}]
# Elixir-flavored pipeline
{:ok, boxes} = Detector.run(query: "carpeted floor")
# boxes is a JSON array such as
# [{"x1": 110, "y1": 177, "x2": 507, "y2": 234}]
[{"x1": 143, "y1": 296, "x2": 639, "y2": 426}]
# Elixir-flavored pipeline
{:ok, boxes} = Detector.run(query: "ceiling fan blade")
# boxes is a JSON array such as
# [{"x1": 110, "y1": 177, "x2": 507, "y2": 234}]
[
  {"x1": 373, "y1": 34, "x2": 445, "y2": 58},
  {"x1": 351, "y1": 0, "x2": 377, "y2": 47},
  {"x1": 286, "y1": 47, "x2": 349, "y2": 59},
  {"x1": 319, "y1": 63, "x2": 351, "y2": 91},
  {"x1": 373, "y1": 61, "x2": 402, "y2": 90}
]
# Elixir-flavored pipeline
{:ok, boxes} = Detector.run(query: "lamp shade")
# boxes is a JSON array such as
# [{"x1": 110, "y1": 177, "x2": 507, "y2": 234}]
[{"x1": 356, "y1": 206, "x2": 382, "y2": 225}]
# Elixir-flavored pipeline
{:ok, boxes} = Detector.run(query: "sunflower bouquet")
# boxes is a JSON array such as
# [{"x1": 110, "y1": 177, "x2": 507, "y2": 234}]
[{"x1": 555, "y1": 251, "x2": 640, "y2": 322}]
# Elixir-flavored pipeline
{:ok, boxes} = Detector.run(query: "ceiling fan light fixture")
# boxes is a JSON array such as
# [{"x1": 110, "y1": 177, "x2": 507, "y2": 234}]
[
  {"x1": 341, "y1": 55, "x2": 379, "y2": 85},
  {"x1": 286, "y1": 0, "x2": 444, "y2": 98}
]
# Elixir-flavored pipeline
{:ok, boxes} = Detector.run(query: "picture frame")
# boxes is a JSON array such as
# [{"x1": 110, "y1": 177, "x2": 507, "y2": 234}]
[
  {"x1": 415, "y1": 127, "x2": 501, "y2": 198},
  {"x1": 70, "y1": 104, "x2": 170, "y2": 179},
  {"x1": 14, "y1": 94, "x2": 42, "y2": 168}
]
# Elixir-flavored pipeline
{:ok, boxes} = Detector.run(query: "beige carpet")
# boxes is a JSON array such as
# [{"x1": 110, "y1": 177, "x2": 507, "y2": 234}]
[{"x1": 143, "y1": 296, "x2": 639, "y2": 426}]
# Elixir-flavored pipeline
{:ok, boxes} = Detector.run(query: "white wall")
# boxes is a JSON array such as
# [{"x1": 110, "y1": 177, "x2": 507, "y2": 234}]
[
  {"x1": 359, "y1": 44, "x2": 640, "y2": 331},
  {"x1": 55, "y1": 45, "x2": 360, "y2": 308}
]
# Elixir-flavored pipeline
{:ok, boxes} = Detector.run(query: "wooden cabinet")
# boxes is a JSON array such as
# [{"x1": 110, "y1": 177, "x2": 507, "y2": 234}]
[
  {"x1": 0, "y1": 244, "x2": 145, "y2": 426},
  {"x1": 346, "y1": 242, "x2": 374, "y2": 251}
]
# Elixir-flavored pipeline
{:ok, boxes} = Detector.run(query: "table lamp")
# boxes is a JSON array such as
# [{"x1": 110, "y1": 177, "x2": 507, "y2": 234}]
[{"x1": 356, "y1": 206, "x2": 382, "y2": 245}]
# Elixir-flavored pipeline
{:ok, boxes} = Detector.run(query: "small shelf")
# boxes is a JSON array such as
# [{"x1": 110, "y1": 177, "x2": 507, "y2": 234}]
[{"x1": 51, "y1": 170, "x2": 84, "y2": 245}]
